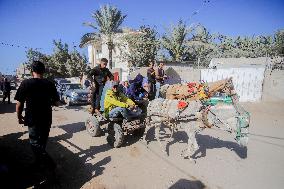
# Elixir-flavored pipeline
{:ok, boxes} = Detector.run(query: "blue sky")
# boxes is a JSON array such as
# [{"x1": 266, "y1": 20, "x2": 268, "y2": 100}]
[{"x1": 0, "y1": 0, "x2": 283, "y2": 74}]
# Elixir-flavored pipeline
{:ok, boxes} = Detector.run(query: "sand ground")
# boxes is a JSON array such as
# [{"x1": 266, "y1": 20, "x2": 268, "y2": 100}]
[{"x1": 0, "y1": 91, "x2": 283, "y2": 189}]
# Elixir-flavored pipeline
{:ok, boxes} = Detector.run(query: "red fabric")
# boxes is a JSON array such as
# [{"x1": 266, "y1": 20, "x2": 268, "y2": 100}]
[
  {"x1": 113, "y1": 72, "x2": 119, "y2": 81},
  {"x1": 187, "y1": 82, "x2": 196, "y2": 88},
  {"x1": 187, "y1": 82, "x2": 197, "y2": 93},
  {"x1": 178, "y1": 101, "x2": 188, "y2": 109}
]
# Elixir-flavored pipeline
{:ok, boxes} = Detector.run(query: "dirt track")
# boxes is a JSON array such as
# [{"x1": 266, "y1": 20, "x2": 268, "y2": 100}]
[{"x1": 0, "y1": 93, "x2": 284, "y2": 189}]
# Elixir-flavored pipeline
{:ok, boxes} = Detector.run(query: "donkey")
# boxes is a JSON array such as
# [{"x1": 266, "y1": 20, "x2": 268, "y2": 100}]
[{"x1": 143, "y1": 98, "x2": 249, "y2": 160}]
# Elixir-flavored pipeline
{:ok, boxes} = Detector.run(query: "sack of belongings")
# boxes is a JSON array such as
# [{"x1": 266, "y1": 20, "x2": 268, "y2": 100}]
[{"x1": 161, "y1": 78, "x2": 234, "y2": 102}]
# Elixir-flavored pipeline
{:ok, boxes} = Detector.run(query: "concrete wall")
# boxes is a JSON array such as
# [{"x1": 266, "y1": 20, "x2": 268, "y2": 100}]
[
  {"x1": 262, "y1": 70, "x2": 284, "y2": 102},
  {"x1": 165, "y1": 66, "x2": 200, "y2": 84},
  {"x1": 128, "y1": 66, "x2": 200, "y2": 84},
  {"x1": 128, "y1": 66, "x2": 284, "y2": 102},
  {"x1": 201, "y1": 68, "x2": 265, "y2": 102}
]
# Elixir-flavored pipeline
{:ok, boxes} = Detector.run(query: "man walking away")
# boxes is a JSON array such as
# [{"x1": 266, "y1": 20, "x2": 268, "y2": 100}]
[
  {"x1": 147, "y1": 61, "x2": 156, "y2": 101},
  {"x1": 88, "y1": 58, "x2": 114, "y2": 114},
  {"x1": 14, "y1": 61, "x2": 60, "y2": 174},
  {"x1": 155, "y1": 62, "x2": 167, "y2": 98},
  {"x1": 2, "y1": 78, "x2": 11, "y2": 104}
]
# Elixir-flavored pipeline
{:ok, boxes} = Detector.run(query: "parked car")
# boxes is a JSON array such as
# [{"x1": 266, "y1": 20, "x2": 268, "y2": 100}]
[
  {"x1": 59, "y1": 83, "x2": 89, "y2": 106},
  {"x1": 10, "y1": 81, "x2": 17, "y2": 90},
  {"x1": 0, "y1": 90, "x2": 4, "y2": 99},
  {"x1": 54, "y1": 78, "x2": 71, "y2": 90}
]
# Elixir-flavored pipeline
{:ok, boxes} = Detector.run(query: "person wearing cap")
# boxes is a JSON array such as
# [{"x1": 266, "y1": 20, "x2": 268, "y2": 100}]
[
  {"x1": 104, "y1": 81, "x2": 142, "y2": 119},
  {"x1": 14, "y1": 61, "x2": 60, "y2": 171},
  {"x1": 88, "y1": 58, "x2": 114, "y2": 114}
]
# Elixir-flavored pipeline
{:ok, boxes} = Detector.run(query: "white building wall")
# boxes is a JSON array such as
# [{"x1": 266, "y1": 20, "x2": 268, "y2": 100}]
[
  {"x1": 87, "y1": 31, "x2": 151, "y2": 81},
  {"x1": 201, "y1": 68, "x2": 265, "y2": 102},
  {"x1": 87, "y1": 45, "x2": 93, "y2": 64}
]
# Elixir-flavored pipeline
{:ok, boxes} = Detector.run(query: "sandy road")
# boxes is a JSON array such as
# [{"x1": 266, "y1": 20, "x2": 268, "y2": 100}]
[{"x1": 0, "y1": 95, "x2": 284, "y2": 189}]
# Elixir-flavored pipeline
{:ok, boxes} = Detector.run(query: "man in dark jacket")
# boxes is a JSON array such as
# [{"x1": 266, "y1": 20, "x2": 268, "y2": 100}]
[
  {"x1": 2, "y1": 78, "x2": 11, "y2": 104},
  {"x1": 15, "y1": 61, "x2": 60, "y2": 171},
  {"x1": 88, "y1": 58, "x2": 114, "y2": 114}
]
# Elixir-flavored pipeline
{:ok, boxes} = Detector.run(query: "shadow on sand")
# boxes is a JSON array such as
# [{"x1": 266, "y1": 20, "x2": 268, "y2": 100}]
[
  {"x1": 0, "y1": 103, "x2": 16, "y2": 114},
  {"x1": 0, "y1": 121, "x2": 112, "y2": 188},
  {"x1": 165, "y1": 131, "x2": 247, "y2": 159},
  {"x1": 169, "y1": 179, "x2": 206, "y2": 189}
]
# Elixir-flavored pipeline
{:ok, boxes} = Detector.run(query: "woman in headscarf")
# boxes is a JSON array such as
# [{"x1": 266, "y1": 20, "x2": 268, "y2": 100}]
[{"x1": 126, "y1": 74, "x2": 148, "y2": 102}]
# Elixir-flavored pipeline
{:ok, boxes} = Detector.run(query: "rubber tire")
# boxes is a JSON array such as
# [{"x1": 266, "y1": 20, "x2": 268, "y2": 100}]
[
  {"x1": 66, "y1": 97, "x2": 72, "y2": 106},
  {"x1": 107, "y1": 122, "x2": 124, "y2": 148},
  {"x1": 132, "y1": 127, "x2": 145, "y2": 138},
  {"x1": 85, "y1": 116, "x2": 102, "y2": 137}
]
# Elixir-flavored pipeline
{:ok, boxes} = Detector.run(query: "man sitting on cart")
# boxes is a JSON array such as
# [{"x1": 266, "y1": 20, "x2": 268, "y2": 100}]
[{"x1": 104, "y1": 81, "x2": 142, "y2": 120}]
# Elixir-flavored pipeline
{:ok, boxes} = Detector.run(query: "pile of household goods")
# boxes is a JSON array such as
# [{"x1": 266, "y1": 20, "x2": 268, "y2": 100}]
[{"x1": 160, "y1": 77, "x2": 235, "y2": 104}]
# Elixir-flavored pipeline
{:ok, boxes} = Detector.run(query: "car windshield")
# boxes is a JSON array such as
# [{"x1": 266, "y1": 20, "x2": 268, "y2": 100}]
[
  {"x1": 59, "y1": 80, "x2": 71, "y2": 84},
  {"x1": 66, "y1": 84, "x2": 82, "y2": 90}
]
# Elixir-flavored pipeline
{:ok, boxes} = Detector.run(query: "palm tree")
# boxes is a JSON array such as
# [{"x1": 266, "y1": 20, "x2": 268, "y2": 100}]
[
  {"x1": 80, "y1": 5, "x2": 126, "y2": 69},
  {"x1": 161, "y1": 20, "x2": 190, "y2": 61}
]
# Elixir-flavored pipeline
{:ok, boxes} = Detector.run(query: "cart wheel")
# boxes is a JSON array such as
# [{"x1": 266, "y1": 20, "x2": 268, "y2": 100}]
[
  {"x1": 85, "y1": 116, "x2": 102, "y2": 137},
  {"x1": 133, "y1": 127, "x2": 145, "y2": 138},
  {"x1": 107, "y1": 122, "x2": 124, "y2": 148}
]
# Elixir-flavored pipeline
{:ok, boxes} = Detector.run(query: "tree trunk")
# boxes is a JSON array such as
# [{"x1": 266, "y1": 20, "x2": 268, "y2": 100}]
[
  {"x1": 108, "y1": 43, "x2": 113, "y2": 69},
  {"x1": 197, "y1": 57, "x2": 200, "y2": 69}
]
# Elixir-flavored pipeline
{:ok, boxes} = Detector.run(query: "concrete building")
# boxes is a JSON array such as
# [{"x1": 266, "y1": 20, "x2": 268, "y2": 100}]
[
  {"x1": 209, "y1": 57, "x2": 271, "y2": 68},
  {"x1": 16, "y1": 63, "x2": 31, "y2": 80},
  {"x1": 87, "y1": 29, "x2": 140, "y2": 81}
]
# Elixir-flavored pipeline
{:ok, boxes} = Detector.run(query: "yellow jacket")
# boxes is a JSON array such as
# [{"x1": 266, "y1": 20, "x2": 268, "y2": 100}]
[{"x1": 104, "y1": 89, "x2": 135, "y2": 117}]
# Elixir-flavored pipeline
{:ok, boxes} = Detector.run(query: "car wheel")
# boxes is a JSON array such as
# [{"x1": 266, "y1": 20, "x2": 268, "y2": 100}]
[{"x1": 66, "y1": 97, "x2": 72, "y2": 106}]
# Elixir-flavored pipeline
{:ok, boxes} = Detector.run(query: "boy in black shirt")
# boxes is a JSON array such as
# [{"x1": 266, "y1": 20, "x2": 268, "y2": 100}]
[
  {"x1": 15, "y1": 61, "x2": 60, "y2": 170},
  {"x1": 88, "y1": 58, "x2": 114, "y2": 114}
]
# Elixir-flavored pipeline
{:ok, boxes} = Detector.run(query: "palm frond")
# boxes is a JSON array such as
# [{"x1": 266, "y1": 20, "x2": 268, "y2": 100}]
[
  {"x1": 79, "y1": 33, "x2": 101, "y2": 48},
  {"x1": 83, "y1": 22, "x2": 97, "y2": 30},
  {"x1": 92, "y1": 4, "x2": 126, "y2": 35}
]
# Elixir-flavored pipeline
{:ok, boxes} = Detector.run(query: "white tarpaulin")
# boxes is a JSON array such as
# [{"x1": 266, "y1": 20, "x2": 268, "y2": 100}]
[{"x1": 201, "y1": 68, "x2": 265, "y2": 102}]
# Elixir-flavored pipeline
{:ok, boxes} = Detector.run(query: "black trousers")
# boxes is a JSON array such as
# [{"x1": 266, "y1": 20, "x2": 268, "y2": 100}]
[
  {"x1": 28, "y1": 125, "x2": 55, "y2": 168},
  {"x1": 2, "y1": 91, "x2": 10, "y2": 103},
  {"x1": 148, "y1": 82, "x2": 156, "y2": 101},
  {"x1": 91, "y1": 85, "x2": 104, "y2": 110}
]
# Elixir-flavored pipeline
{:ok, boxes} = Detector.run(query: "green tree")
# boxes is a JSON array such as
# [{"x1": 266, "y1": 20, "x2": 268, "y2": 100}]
[
  {"x1": 25, "y1": 48, "x2": 50, "y2": 67},
  {"x1": 67, "y1": 49, "x2": 88, "y2": 80},
  {"x1": 274, "y1": 29, "x2": 284, "y2": 55},
  {"x1": 187, "y1": 24, "x2": 216, "y2": 67},
  {"x1": 49, "y1": 40, "x2": 70, "y2": 77},
  {"x1": 119, "y1": 26, "x2": 160, "y2": 68},
  {"x1": 161, "y1": 20, "x2": 190, "y2": 61},
  {"x1": 81, "y1": 4, "x2": 126, "y2": 69},
  {"x1": 23, "y1": 48, "x2": 53, "y2": 77},
  {"x1": 213, "y1": 34, "x2": 275, "y2": 58}
]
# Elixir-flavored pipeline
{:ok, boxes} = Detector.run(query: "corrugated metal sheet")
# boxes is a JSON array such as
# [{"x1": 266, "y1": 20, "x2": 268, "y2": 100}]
[{"x1": 201, "y1": 68, "x2": 265, "y2": 102}]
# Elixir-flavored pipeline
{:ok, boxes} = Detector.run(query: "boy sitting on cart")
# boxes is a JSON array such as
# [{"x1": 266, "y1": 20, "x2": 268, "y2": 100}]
[{"x1": 104, "y1": 81, "x2": 142, "y2": 120}]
